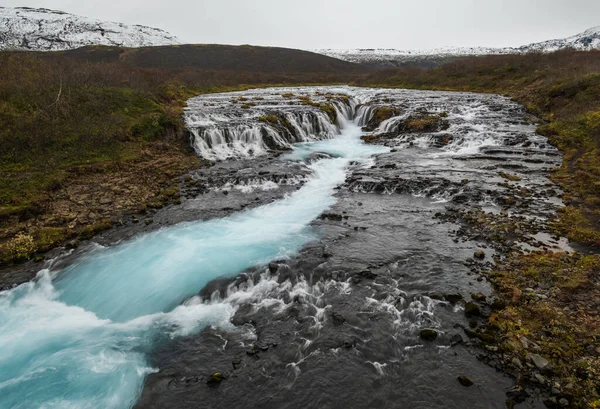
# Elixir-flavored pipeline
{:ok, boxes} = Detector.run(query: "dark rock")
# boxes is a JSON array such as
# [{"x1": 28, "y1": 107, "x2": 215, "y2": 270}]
[
  {"x1": 232, "y1": 357, "x2": 242, "y2": 369},
  {"x1": 320, "y1": 213, "x2": 343, "y2": 221},
  {"x1": 490, "y1": 299, "x2": 507, "y2": 310},
  {"x1": 420, "y1": 329, "x2": 438, "y2": 341},
  {"x1": 246, "y1": 346, "x2": 259, "y2": 356},
  {"x1": 207, "y1": 372, "x2": 223, "y2": 386},
  {"x1": 331, "y1": 311, "x2": 346, "y2": 326},
  {"x1": 506, "y1": 385, "x2": 528, "y2": 402},
  {"x1": 450, "y1": 333, "x2": 464, "y2": 346},
  {"x1": 543, "y1": 397, "x2": 558, "y2": 408},
  {"x1": 268, "y1": 262, "x2": 279, "y2": 274},
  {"x1": 457, "y1": 375, "x2": 474, "y2": 387},
  {"x1": 445, "y1": 293, "x2": 463, "y2": 304},
  {"x1": 427, "y1": 291, "x2": 444, "y2": 301},
  {"x1": 558, "y1": 398, "x2": 569, "y2": 407},
  {"x1": 471, "y1": 292, "x2": 486, "y2": 302},
  {"x1": 357, "y1": 270, "x2": 377, "y2": 280},
  {"x1": 464, "y1": 302, "x2": 481, "y2": 317},
  {"x1": 474, "y1": 250, "x2": 486, "y2": 260}
]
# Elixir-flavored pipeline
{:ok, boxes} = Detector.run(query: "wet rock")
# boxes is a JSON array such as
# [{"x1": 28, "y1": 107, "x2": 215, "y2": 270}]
[
  {"x1": 506, "y1": 385, "x2": 528, "y2": 402},
  {"x1": 320, "y1": 213, "x2": 343, "y2": 221},
  {"x1": 330, "y1": 311, "x2": 346, "y2": 326},
  {"x1": 457, "y1": 375, "x2": 474, "y2": 387},
  {"x1": 357, "y1": 269, "x2": 377, "y2": 280},
  {"x1": 427, "y1": 291, "x2": 444, "y2": 301},
  {"x1": 464, "y1": 302, "x2": 482, "y2": 317},
  {"x1": 450, "y1": 333, "x2": 464, "y2": 346},
  {"x1": 471, "y1": 292, "x2": 486, "y2": 302},
  {"x1": 232, "y1": 357, "x2": 242, "y2": 369},
  {"x1": 445, "y1": 293, "x2": 463, "y2": 304},
  {"x1": 342, "y1": 339, "x2": 355, "y2": 349},
  {"x1": 246, "y1": 346, "x2": 259, "y2": 357},
  {"x1": 65, "y1": 239, "x2": 80, "y2": 250},
  {"x1": 474, "y1": 250, "x2": 486, "y2": 260},
  {"x1": 207, "y1": 372, "x2": 223, "y2": 386},
  {"x1": 420, "y1": 329, "x2": 438, "y2": 341},
  {"x1": 268, "y1": 262, "x2": 279, "y2": 274}
]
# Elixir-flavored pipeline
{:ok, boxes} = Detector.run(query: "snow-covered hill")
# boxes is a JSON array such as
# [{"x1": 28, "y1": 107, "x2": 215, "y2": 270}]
[
  {"x1": 0, "y1": 7, "x2": 180, "y2": 51},
  {"x1": 518, "y1": 25, "x2": 600, "y2": 53},
  {"x1": 316, "y1": 25, "x2": 600, "y2": 66}
]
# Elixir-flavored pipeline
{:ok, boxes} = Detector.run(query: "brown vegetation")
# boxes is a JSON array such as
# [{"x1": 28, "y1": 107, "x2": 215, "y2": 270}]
[{"x1": 0, "y1": 46, "x2": 362, "y2": 265}]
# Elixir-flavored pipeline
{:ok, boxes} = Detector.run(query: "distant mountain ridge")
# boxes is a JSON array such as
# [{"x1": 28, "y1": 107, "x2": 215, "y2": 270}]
[
  {"x1": 0, "y1": 6, "x2": 180, "y2": 51},
  {"x1": 315, "y1": 25, "x2": 600, "y2": 67}
]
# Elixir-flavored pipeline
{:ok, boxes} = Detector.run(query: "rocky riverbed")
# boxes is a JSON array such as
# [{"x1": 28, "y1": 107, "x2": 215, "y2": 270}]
[
  {"x1": 0, "y1": 87, "x2": 572, "y2": 409},
  {"x1": 138, "y1": 87, "x2": 565, "y2": 408}
]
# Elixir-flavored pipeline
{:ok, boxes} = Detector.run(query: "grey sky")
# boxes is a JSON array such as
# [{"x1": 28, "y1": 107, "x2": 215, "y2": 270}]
[{"x1": 4, "y1": 0, "x2": 600, "y2": 49}]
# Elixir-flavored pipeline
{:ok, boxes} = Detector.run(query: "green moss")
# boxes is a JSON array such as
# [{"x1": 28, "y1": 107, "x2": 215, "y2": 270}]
[
  {"x1": 485, "y1": 251, "x2": 600, "y2": 407},
  {"x1": 258, "y1": 115, "x2": 279, "y2": 124},
  {"x1": 79, "y1": 219, "x2": 112, "y2": 240},
  {"x1": 319, "y1": 104, "x2": 337, "y2": 123},
  {"x1": 34, "y1": 227, "x2": 72, "y2": 253},
  {"x1": 403, "y1": 115, "x2": 448, "y2": 132},
  {"x1": 0, "y1": 233, "x2": 35, "y2": 263},
  {"x1": 498, "y1": 172, "x2": 522, "y2": 181}
]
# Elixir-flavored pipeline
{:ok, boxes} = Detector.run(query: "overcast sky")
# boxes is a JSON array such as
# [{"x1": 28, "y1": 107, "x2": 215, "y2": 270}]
[{"x1": 4, "y1": 0, "x2": 600, "y2": 49}]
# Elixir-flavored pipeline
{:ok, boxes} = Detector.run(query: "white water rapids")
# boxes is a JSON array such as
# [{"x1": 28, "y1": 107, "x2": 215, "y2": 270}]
[{"x1": 0, "y1": 118, "x2": 387, "y2": 408}]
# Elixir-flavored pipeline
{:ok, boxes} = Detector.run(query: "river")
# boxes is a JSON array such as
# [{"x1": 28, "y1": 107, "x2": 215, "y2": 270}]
[{"x1": 0, "y1": 87, "x2": 562, "y2": 409}]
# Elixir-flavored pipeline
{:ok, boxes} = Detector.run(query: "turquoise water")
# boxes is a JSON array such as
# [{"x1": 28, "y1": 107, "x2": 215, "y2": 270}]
[{"x1": 0, "y1": 123, "x2": 387, "y2": 409}]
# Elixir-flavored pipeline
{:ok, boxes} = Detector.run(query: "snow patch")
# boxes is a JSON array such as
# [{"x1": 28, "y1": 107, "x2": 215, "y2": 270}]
[{"x1": 0, "y1": 6, "x2": 180, "y2": 51}]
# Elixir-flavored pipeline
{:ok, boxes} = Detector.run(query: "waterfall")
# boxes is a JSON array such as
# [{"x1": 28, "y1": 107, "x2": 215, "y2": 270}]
[
  {"x1": 355, "y1": 104, "x2": 375, "y2": 127},
  {"x1": 185, "y1": 88, "x2": 359, "y2": 161}
]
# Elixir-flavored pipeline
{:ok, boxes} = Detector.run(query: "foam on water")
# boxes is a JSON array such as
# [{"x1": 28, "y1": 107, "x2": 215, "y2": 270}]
[{"x1": 0, "y1": 121, "x2": 387, "y2": 409}]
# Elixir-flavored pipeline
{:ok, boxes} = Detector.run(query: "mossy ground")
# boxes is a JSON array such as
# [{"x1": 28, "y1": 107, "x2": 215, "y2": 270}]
[{"x1": 487, "y1": 252, "x2": 600, "y2": 408}]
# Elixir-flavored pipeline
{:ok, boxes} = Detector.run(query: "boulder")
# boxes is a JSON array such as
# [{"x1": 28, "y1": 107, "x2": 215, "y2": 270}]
[
  {"x1": 207, "y1": 372, "x2": 223, "y2": 386},
  {"x1": 465, "y1": 302, "x2": 481, "y2": 317},
  {"x1": 445, "y1": 293, "x2": 463, "y2": 304},
  {"x1": 457, "y1": 375, "x2": 474, "y2": 387},
  {"x1": 420, "y1": 329, "x2": 438, "y2": 341}
]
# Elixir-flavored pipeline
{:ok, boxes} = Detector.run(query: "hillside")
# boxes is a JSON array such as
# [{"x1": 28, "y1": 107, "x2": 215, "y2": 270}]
[
  {"x1": 53, "y1": 44, "x2": 370, "y2": 73},
  {"x1": 317, "y1": 25, "x2": 600, "y2": 67},
  {"x1": 0, "y1": 6, "x2": 179, "y2": 51}
]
